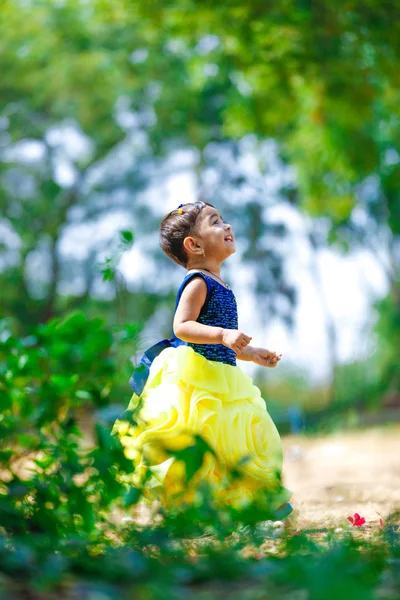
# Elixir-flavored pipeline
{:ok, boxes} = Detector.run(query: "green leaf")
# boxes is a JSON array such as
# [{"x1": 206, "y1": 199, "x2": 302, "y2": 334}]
[
  {"x1": 122, "y1": 486, "x2": 142, "y2": 507},
  {"x1": 34, "y1": 454, "x2": 55, "y2": 470},
  {"x1": 76, "y1": 390, "x2": 93, "y2": 400},
  {"x1": 101, "y1": 265, "x2": 115, "y2": 282},
  {"x1": 169, "y1": 435, "x2": 214, "y2": 483},
  {"x1": 120, "y1": 230, "x2": 134, "y2": 245}
]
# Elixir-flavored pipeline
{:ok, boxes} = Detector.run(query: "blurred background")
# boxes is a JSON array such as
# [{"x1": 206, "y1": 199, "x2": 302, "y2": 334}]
[
  {"x1": 1, "y1": 5, "x2": 400, "y2": 598},
  {"x1": 1, "y1": 0, "x2": 399, "y2": 431}
]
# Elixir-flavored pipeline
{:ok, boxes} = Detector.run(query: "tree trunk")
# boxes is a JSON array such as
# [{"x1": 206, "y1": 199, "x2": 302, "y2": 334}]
[
  {"x1": 308, "y1": 222, "x2": 339, "y2": 404},
  {"x1": 41, "y1": 235, "x2": 60, "y2": 322}
]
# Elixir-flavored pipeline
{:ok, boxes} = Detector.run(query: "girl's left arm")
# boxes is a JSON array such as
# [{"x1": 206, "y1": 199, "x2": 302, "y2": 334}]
[{"x1": 236, "y1": 345, "x2": 255, "y2": 361}]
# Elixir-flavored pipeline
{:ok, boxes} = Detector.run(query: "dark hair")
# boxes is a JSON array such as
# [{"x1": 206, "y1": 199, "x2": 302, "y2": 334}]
[{"x1": 160, "y1": 201, "x2": 215, "y2": 267}]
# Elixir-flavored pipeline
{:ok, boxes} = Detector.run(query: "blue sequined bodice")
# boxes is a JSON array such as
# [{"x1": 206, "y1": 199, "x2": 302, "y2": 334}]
[
  {"x1": 127, "y1": 270, "x2": 239, "y2": 394},
  {"x1": 173, "y1": 271, "x2": 238, "y2": 366}
]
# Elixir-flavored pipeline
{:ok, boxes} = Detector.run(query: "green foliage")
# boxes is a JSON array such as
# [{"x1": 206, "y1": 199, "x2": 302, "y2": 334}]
[
  {"x1": 332, "y1": 360, "x2": 383, "y2": 410},
  {"x1": 0, "y1": 312, "x2": 139, "y2": 538},
  {"x1": 134, "y1": 1, "x2": 400, "y2": 221},
  {"x1": 373, "y1": 288, "x2": 400, "y2": 394},
  {"x1": 169, "y1": 435, "x2": 216, "y2": 483},
  {"x1": 0, "y1": 314, "x2": 399, "y2": 598}
]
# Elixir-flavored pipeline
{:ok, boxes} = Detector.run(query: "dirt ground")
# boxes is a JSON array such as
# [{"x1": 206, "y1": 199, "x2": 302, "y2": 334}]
[{"x1": 282, "y1": 424, "x2": 400, "y2": 527}]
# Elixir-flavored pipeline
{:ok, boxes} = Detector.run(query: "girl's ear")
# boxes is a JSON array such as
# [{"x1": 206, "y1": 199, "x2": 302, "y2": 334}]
[{"x1": 183, "y1": 236, "x2": 203, "y2": 256}]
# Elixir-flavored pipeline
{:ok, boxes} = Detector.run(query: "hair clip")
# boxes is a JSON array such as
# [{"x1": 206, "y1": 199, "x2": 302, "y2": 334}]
[{"x1": 177, "y1": 203, "x2": 184, "y2": 214}]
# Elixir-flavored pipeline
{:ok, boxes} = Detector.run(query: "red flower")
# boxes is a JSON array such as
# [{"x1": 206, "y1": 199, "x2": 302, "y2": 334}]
[
  {"x1": 347, "y1": 513, "x2": 366, "y2": 527},
  {"x1": 379, "y1": 518, "x2": 384, "y2": 529}
]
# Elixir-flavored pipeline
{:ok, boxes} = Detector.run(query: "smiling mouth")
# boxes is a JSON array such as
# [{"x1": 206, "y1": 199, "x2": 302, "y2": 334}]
[{"x1": 225, "y1": 235, "x2": 234, "y2": 242}]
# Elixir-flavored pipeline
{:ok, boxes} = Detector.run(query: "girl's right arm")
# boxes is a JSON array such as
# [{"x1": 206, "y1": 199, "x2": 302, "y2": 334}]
[{"x1": 173, "y1": 277, "x2": 252, "y2": 354}]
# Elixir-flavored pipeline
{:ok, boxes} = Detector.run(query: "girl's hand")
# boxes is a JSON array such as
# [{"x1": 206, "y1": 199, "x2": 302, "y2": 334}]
[
  {"x1": 221, "y1": 329, "x2": 252, "y2": 354},
  {"x1": 251, "y1": 347, "x2": 282, "y2": 368}
]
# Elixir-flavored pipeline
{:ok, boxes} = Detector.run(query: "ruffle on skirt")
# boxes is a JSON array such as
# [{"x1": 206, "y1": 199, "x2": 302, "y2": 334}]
[{"x1": 112, "y1": 345, "x2": 291, "y2": 510}]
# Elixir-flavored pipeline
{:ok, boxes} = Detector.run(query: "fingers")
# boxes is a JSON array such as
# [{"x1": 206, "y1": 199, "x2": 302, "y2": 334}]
[
  {"x1": 233, "y1": 343, "x2": 246, "y2": 354},
  {"x1": 264, "y1": 359, "x2": 278, "y2": 368},
  {"x1": 257, "y1": 352, "x2": 283, "y2": 367},
  {"x1": 232, "y1": 333, "x2": 252, "y2": 354},
  {"x1": 221, "y1": 330, "x2": 252, "y2": 350},
  {"x1": 238, "y1": 335, "x2": 251, "y2": 348}
]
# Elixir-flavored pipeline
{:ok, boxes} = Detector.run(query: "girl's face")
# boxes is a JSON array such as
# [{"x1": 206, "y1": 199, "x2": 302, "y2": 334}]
[{"x1": 193, "y1": 205, "x2": 236, "y2": 261}]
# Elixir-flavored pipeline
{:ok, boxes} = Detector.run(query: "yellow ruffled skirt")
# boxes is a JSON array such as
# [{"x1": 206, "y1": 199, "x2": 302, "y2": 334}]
[{"x1": 112, "y1": 345, "x2": 291, "y2": 510}]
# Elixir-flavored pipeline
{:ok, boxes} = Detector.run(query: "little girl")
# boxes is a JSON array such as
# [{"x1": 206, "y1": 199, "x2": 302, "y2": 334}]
[{"x1": 112, "y1": 201, "x2": 292, "y2": 518}]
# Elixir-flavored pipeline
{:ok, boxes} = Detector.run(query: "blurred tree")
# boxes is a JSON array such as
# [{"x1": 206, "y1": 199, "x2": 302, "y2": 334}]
[
  {"x1": 0, "y1": 0, "x2": 159, "y2": 325},
  {"x1": 136, "y1": 0, "x2": 400, "y2": 391},
  {"x1": 1, "y1": 0, "x2": 399, "y2": 398},
  {"x1": 0, "y1": 0, "x2": 292, "y2": 331},
  {"x1": 137, "y1": 1, "x2": 399, "y2": 219},
  {"x1": 142, "y1": 1, "x2": 400, "y2": 261}
]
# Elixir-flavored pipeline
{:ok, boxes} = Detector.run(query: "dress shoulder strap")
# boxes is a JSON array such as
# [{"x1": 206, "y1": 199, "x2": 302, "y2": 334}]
[{"x1": 174, "y1": 271, "x2": 213, "y2": 312}]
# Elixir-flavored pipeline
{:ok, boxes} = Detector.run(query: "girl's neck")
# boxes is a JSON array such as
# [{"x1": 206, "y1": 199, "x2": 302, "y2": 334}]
[{"x1": 187, "y1": 259, "x2": 223, "y2": 276}]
